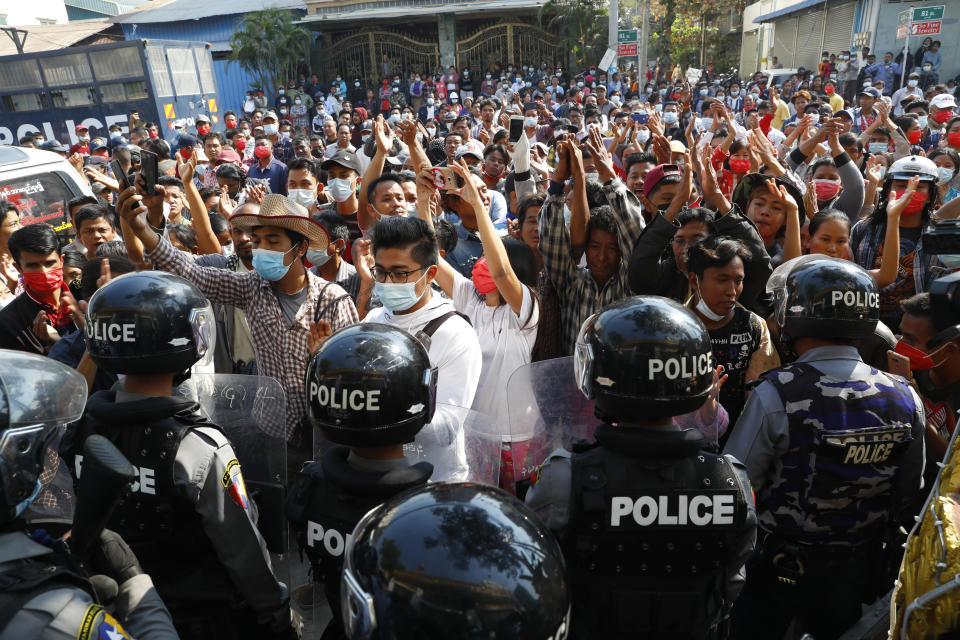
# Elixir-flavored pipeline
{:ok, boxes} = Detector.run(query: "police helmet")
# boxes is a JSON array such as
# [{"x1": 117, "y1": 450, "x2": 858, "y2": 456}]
[
  {"x1": 774, "y1": 256, "x2": 879, "y2": 340},
  {"x1": 85, "y1": 271, "x2": 215, "y2": 375},
  {"x1": 341, "y1": 482, "x2": 570, "y2": 640},
  {"x1": 574, "y1": 296, "x2": 714, "y2": 421},
  {"x1": 306, "y1": 323, "x2": 437, "y2": 447},
  {"x1": 0, "y1": 351, "x2": 87, "y2": 524}
]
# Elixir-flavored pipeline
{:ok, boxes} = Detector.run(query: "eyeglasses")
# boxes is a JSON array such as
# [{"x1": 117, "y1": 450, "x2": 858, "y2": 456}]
[{"x1": 370, "y1": 265, "x2": 428, "y2": 283}]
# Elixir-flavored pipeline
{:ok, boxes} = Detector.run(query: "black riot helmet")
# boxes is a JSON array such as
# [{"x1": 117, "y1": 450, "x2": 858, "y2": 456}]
[
  {"x1": 0, "y1": 350, "x2": 87, "y2": 525},
  {"x1": 306, "y1": 323, "x2": 437, "y2": 447},
  {"x1": 85, "y1": 271, "x2": 215, "y2": 375},
  {"x1": 341, "y1": 482, "x2": 570, "y2": 640},
  {"x1": 773, "y1": 256, "x2": 879, "y2": 342},
  {"x1": 574, "y1": 295, "x2": 714, "y2": 422}
]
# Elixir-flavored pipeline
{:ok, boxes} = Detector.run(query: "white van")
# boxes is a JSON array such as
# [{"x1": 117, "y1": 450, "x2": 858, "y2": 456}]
[
  {"x1": 756, "y1": 68, "x2": 800, "y2": 89},
  {"x1": 0, "y1": 146, "x2": 93, "y2": 244}
]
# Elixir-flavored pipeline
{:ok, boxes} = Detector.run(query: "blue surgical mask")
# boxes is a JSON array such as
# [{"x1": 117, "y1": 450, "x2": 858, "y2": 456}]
[
  {"x1": 877, "y1": 166, "x2": 886, "y2": 180},
  {"x1": 373, "y1": 270, "x2": 428, "y2": 312},
  {"x1": 700, "y1": 117, "x2": 713, "y2": 131},
  {"x1": 328, "y1": 178, "x2": 355, "y2": 202},
  {"x1": 868, "y1": 142, "x2": 887, "y2": 154},
  {"x1": 659, "y1": 88, "x2": 667, "y2": 96},
  {"x1": 252, "y1": 246, "x2": 296, "y2": 281},
  {"x1": 636, "y1": 129, "x2": 651, "y2": 144},
  {"x1": 939, "y1": 167, "x2": 954, "y2": 185},
  {"x1": 731, "y1": 90, "x2": 740, "y2": 97},
  {"x1": 306, "y1": 248, "x2": 332, "y2": 267},
  {"x1": 663, "y1": 111, "x2": 678, "y2": 124},
  {"x1": 918, "y1": 115, "x2": 928, "y2": 129}
]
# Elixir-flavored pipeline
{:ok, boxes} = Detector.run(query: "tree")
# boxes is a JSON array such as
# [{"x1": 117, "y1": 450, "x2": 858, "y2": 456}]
[
  {"x1": 228, "y1": 9, "x2": 310, "y2": 97},
  {"x1": 538, "y1": 0, "x2": 608, "y2": 69},
  {"x1": 641, "y1": 0, "x2": 744, "y2": 71}
]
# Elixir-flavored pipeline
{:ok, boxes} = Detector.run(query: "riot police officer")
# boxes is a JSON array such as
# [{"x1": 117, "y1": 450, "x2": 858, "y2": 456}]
[
  {"x1": 725, "y1": 256, "x2": 926, "y2": 640},
  {"x1": 525, "y1": 295, "x2": 757, "y2": 640},
  {"x1": 62, "y1": 271, "x2": 300, "y2": 640},
  {"x1": 341, "y1": 482, "x2": 570, "y2": 639},
  {"x1": 286, "y1": 323, "x2": 440, "y2": 639},
  {"x1": 0, "y1": 350, "x2": 178, "y2": 640}
]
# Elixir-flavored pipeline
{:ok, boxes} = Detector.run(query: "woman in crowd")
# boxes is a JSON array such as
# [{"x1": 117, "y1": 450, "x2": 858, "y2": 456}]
[{"x1": 930, "y1": 148, "x2": 960, "y2": 203}]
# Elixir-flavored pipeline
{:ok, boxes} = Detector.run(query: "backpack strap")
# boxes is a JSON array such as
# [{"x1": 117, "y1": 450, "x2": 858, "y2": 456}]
[{"x1": 415, "y1": 310, "x2": 470, "y2": 351}]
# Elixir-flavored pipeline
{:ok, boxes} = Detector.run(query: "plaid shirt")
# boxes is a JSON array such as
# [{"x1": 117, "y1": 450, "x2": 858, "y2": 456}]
[
  {"x1": 148, "y1": 238, "x2": 359, "y2": 437},
  {"x1": 539, "y1": 177, "x2": 645, "y2": 354}
]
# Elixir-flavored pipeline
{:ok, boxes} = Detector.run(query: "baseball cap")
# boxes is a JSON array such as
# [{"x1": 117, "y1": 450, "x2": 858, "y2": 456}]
[
  {"x1": 668, "y1": 140, "x2": 686, "y2": 154},
  {"x1": 931, "y1": 94, "x2": 957, "y2": 110},
  {"x1": 858, "y1": 87, "x2": 880, "y2": 99},
  {"x1": 321, "y1": 150, "x2": 362, "y2": 174},
  {"x1": 75, "y1": 124, "x2": 89, "y2": 133},
  {"x1": 217, "y1": 148, "x2": 242, "y2": 164},
  {"x1": 178, "y1": 135, "x2": 198, "y2": 148},
  {"x1": 89, "y1": 139, "x2": 108, "y2": 153},
  {"x1": 40, "y1": 139, "x2": 69, "y2": 153},
  {"x1": 642, "y1": 163, "x2": 684, "y2": 198},
  {"x1": 263, "y1": 110, "x2": 279, "y2": 122},
  {"x1": 196, "y1": 114, "x2": 211, "y2": 124},
  {"x1": 454, "y1": 146, "x2": 482, "y2": 162}
]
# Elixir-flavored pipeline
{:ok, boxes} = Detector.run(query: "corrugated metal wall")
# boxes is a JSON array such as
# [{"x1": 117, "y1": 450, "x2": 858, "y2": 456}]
[{"x1": 120, "y1": 14, "x2": 301, "y2": 117}]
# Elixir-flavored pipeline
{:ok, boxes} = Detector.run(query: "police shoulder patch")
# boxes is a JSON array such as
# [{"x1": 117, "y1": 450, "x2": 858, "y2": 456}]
[
  {"x1": 221, "y1": 458, "x2": 249, "y2": 509},
  {"x1": 78, "y1": 605, "x2": 132, "y2": 640}
]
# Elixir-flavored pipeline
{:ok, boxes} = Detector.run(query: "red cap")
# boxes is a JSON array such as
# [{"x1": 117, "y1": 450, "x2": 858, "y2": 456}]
[
  {"x1": 75, "y1": 124, "x2": 88, "y2": 132},
  {"x1": 217, "y1": 148, "x2": 242, "y2": 164},
  {"x1": 642, "y1": 163, "x2": 684, "y2": 199}
]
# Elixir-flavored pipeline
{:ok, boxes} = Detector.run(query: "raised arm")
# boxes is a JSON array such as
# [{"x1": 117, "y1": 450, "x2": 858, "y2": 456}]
[
  {"x1": 178, "y1": 150, "x2": 222, "y2": 255},
  {"x1": 870, "y1": 176, "x2": 914, "y2": 288},
  {"x1": 358, "y1": 116, "x2": 394, "y2": 231},
  {"x1": 565, "y1": 141, "x2": 591, "y2": 263}
]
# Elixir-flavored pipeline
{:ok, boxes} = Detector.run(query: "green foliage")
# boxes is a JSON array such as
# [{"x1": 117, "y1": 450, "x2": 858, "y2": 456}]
[
  {"x1": 228, "y1": 9, "x2": 310, "y2": 97},
  {"x1": 538, "y1": 0, "x2": 609, "y2": 69},
  {"x1": 642, "y1": 0, "x2": 744, "y2": 69}
]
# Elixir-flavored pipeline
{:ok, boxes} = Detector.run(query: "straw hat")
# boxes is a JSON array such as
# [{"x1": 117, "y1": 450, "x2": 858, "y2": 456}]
[{"x1": 230, "y1": 194, "x2": 329, "y2": 250}]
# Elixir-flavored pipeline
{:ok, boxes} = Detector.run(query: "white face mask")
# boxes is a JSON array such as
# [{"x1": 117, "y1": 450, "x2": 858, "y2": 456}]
[
  {"x1": 222, "y1": 242, "x2": 235, "y2": 257},
  {"x1": 263, "y1": 123, "x2": 279, "y2": 136},
  {"x1": 327, "y1": 177, "x2": 355, "y2": 202},
  {"x1": 695, "y1": 277, "x2": 727, "y2": 321},
  {"x1": 524, "y1": 116, "x2": 538, "y2": 128},
  {"x1": 162, "y1": 200, "x2": 172, "y2": 221},
  {"x1": 288, "y1": 188, "x2": 317, "y2": 209},
  {"x1": 426, "y1": 127, "x2": 436, "y2": 137}
]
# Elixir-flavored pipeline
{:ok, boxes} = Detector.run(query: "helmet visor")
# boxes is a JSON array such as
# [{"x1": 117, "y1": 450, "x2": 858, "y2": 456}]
[
  {"x1": 0, "y1": 424, "x2": 54, "y2": 511},
  {"x1": 342, "y1": 523, "x2": 378, "y2": 640},
  {"x1": 573, "y1": 313, "x2": 599, "y2": 396},
  {"x1": 189, "y1": 303, "x2": 216, "y2": 367}
]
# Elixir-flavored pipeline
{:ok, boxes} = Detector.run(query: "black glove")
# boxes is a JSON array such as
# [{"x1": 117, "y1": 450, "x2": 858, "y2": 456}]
[{"x1": 89, "y1": 529, "x2": 142, "y2": 584}]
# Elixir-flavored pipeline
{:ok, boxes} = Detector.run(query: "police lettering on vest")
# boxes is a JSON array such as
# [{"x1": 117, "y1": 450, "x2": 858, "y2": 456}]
[
  {"x1": 825, "y1": 426, "x2": 910, "y2": 465},
  {"x1": 308, "y1": 382, "x2": 380, "y2": 412},
  {"x1": 647, "y1": 353, "x2": 713, "y2": 380},
  {"x1": 73, "y1": 454, "x2": 156, "y2": 495},
  {"x1": 610, "y1": 493, "x2": 736, "y2": 527},
  {"x1": 830, "y1": 290, "x2": 880, "y2": 309},
  {"x1": 85, "y1": 320, "x2": 137, "y2": 343},
  {"x1": 306, "y1": 521, "x2": 352, "y2": 557}
]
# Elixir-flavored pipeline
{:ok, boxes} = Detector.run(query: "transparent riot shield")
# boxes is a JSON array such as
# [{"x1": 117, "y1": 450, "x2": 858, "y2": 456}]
[
  {"x1": 186, "y1": 374, "x2": 288, "y2": 555},
  {"x1": 403, "y1": 404, "x2": 501, "y2": 486},
  {"x1": 506, "y1": 357, "x2": 597, "y2": 496}
]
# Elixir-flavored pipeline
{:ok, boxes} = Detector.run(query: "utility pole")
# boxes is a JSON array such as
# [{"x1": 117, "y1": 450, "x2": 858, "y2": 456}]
[
  {"x1": 609, "y1": 0, "x2": 619, "y2": 51},
  {"x1": 638, "y1": 0, "x2": 649, "y2": 80},
  {"x1": 1, "y1": 27, "x2": 28, "y2": 54}
]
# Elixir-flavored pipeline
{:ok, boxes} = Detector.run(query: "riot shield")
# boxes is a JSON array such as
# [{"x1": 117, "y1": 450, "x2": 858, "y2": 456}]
[
  {"x1": 403, "y1": 404, "x2": 501, "y2": 486},
  {"x1": 185, "y1": 374, "x2": 288, "y2": 555},
  {"x1": 506, "y1": 357, "x2": 597, "y2": 496}
]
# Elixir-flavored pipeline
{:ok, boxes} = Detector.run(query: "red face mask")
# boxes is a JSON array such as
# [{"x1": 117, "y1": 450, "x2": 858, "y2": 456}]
[
  {"x1": 729, "y1": 158, "x2": 751, "y2": 174},
  {"x1": 892, "y1": 189, "x2": 928, "y2": 215},
  {"x1": 907, "y1": 129, "x2": 923, "y2": 144},
  {"x1": 179, "y1": 147, "x2": 193, "y2": 161},
  {"x1": 825, "y1": 85, "x2": 835, "y2": 95},
  {"x1": 814, "y1": 179, "x2": 841, "y2": 200},
  {"x1": 234, "y1": 139, "x2": 247, "y2": 151},
  {"x1": 471, "y1": 257, "x2": 498, "y2": 295},
  {"x1": 226, "y1": 120, "x2": 237, "y2": 129},
  {"x1": 934, "y1": 110, "x2": 955, "y2": 124},
  {"x1": 893, "y1": 339, "x2": 948, "y2": 371},
  {"x1": 253, "y1": 145, "x2": 272, "y2": 159},
  {"x1": 148, "y1": 131, "x2": 159, "y2": 139},
  {"x1": 948, "y1": 131, "x2": 960, "y2": 148},
  {"x1": 197, "y1": 124, "x2": 211, "y2": 136},
  {"x1": 23, "y1": 267, "x2": 63, "y2": 297}
]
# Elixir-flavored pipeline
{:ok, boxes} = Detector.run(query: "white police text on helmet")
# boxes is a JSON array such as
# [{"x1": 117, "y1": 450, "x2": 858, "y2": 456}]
[
  {"x1": 309, "y1": 382, "x2": 380, "y2": 412},
  {"x1": 86, "y1": 320, "x2": 136, "y2": 343},
  {"x1": 307, "y1": 521, "x2": 352, "y2": 557},
  {"x1": 831, "y1": 290, "x2": 880, "y2": 308},
  {"x1": 647, "y1": 352, "x2": 713, "y2": 381},
  {"x1": 610, "y1": 494, "x2": 735, "y2": 527}
]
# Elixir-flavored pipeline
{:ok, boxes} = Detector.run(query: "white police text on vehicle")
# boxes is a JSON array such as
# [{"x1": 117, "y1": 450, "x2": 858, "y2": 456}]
[
  {"x1": 647, "y1": 353, "x2": 713, "y2": 380},
  {"x1": 610, "y1": 494, "x2": 735, "y2": 526}
]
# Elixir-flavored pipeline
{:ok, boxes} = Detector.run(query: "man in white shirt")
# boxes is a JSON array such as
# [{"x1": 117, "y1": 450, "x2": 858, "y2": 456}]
[{"x1": 358, "y1": 215, "x2": 482, "y2": 477}]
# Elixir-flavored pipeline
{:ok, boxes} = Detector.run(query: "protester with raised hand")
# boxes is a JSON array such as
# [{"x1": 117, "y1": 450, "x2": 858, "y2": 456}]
[{"x1": 176, "y1": 149, "x2": 224, "y2": 255}]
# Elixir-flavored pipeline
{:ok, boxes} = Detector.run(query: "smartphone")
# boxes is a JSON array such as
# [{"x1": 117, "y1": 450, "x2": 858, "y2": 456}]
[
  {"x1": 139, "y1": 148, "x2": 158, "y2": 196},
  {"x1": 631, "y1": 112, "x2": 649, "y2": 124},
  {"x1": 429, "y1": 167, "x2": 457, "y2": 190},
  {"x1": 887, "y1": 350, "x2": 914, "y2": 383},
  {"x1": 110, "y1": 157, "x2": 131, "y2": 189},
  {"x1": 509, "y1": 115, "x2": 525, "y2": 143}
]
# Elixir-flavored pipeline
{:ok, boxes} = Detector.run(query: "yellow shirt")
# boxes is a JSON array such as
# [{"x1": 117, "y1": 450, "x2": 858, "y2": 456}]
[
  {"x1": 829, "y1": 93, "x2": 845, "y2": 113},
  {"x1": 771, "y1": 100, "x2": 791, "y2": 130}
]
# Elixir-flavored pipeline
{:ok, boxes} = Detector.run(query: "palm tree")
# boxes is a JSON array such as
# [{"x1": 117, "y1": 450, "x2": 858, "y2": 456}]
[
  {"x1": 538, "y1": 0, "x2": 608, "y2": 69},
  {"x1": 228, "y1": 9, "x2": 310, "y2": 97}
]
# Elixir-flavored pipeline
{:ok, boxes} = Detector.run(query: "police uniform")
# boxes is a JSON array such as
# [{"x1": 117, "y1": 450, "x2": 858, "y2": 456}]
[
  {"x1": 65, "y1": 390, "x2": 294, "y2": 639},
  {"x1": 0, "y1": 531, "x2": 176, "y2": 640},
  {"x1": 526, "y1": 295, "x2": 757, "y2": 640},
  {"x1": 725, "y1": 256, "x2": 926, "y2": 640},
  {"x1": 724, "y1": 346, "x2": 925, "y2": 639},
  {"x1": 287, "y1": 449, "x2": 432, "y2": 639},
  {"x1": 527, "y1": 425, "x2": 756, "y2": 639}
]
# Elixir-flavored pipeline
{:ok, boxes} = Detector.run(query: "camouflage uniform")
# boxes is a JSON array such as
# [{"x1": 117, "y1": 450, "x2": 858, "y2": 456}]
[{"x1": 724, "y1": 345, "x2": 925, "y2": 640}]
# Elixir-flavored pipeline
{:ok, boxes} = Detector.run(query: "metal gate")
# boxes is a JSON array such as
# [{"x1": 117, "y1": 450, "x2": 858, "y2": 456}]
[
  {"x1": 456, "y1": 22, "x2": 564, "y2": 75},
  {"x1": 319, "y1": 29, "x2": 440, "y2": 85}
]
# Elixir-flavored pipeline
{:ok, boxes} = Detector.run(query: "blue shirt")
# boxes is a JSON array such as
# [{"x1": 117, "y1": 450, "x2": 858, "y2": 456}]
[
  {"x1": 443, "y1": 216, "x2": 483, "y2": 277},
  {"x1": 247, "y1": 157, "x2": 289, "y2": 196},
  {"x1": 865, "y1": 62, "x2": 902, "y2": 94},
  {"x1": 922, "y1": 50, "x2": 942, "y2": 72}
]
